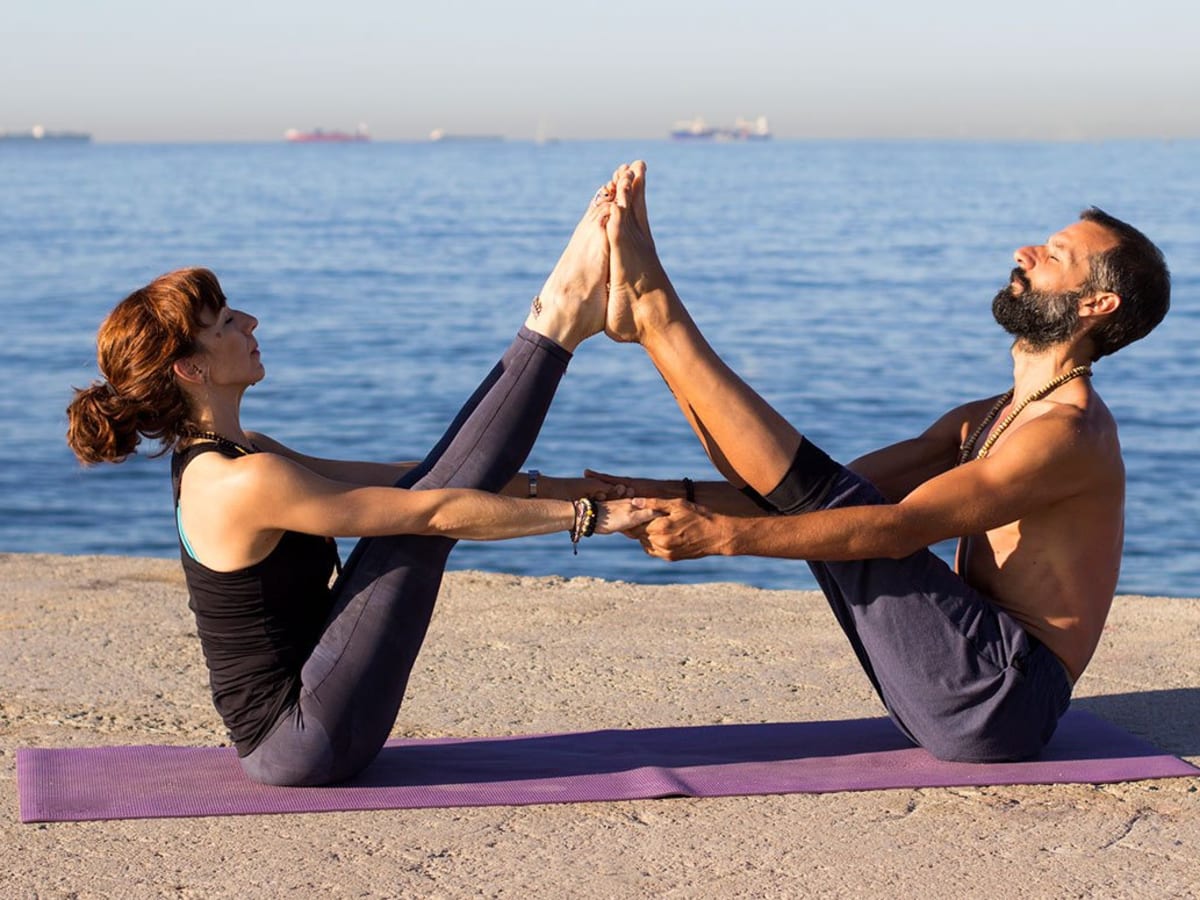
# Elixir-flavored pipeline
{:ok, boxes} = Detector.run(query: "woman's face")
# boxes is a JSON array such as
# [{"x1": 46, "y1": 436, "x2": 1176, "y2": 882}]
[{"x1": 193, "y1": 305, "x2": 264, "y2": 388}]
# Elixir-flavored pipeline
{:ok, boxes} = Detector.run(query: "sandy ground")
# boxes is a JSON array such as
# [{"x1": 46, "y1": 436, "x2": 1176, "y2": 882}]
[{"x1": 2, "y1": 552, "x2": 1197, "y2": 899}]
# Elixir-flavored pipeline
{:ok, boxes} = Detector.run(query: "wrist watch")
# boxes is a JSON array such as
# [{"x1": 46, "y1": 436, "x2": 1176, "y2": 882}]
[{"x1": 527, "y1": 469, "x2": 540, "y2": 498}]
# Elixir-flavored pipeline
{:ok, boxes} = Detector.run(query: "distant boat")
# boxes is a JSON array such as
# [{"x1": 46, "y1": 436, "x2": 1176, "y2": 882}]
[
  {"x1": 0, "y1": 125, "x2": 90, "y2": 143},
  {"x1": 670, "y1": 117, "x2": 718, "y2": 140},
  {"x1": 428, "y1": 129, "x2": 503, "y2": 143},
  {"x1": 284, "y1": 124, "x2": 369, "y2": 143},
  {"x1": 670, "y1": 116, "x2": 771, "y2": 142},
  {"x1": 534, "y1": 118, "x2": 559, "y2": 146}
]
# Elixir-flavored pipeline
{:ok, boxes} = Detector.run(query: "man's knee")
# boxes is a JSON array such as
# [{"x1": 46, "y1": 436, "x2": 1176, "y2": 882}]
[
  {"x1": 916, "y1": 716, "x2": 1054, "y2": 764},
  {"x1": 763, "y1": 438, "x2": 843, "y2": 515}
]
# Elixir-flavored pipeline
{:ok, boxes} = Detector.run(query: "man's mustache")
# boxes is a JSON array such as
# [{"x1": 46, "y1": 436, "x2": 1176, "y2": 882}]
[{"x1": 1009, "y1": 267, "x2": 1032, "y2": 292}]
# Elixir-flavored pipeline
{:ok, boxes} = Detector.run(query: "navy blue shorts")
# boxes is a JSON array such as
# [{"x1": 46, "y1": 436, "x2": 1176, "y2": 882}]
[{"x1": 764, "y1": 440, "x2": 1073, "y2": 763}]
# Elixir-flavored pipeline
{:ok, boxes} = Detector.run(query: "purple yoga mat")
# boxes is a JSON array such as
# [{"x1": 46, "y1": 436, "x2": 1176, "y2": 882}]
[{"x1": 17, "y1": 710, "x2": 1196, "y2": 822}]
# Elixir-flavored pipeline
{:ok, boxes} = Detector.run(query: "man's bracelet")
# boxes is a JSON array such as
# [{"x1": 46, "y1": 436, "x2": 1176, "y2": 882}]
[{"x1": 527, "y1": 469, "x2": 540, "y2": 498}]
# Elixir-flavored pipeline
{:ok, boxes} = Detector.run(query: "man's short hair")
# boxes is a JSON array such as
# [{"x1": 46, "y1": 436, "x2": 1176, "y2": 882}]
[{"x1": 1080, "y1": 208, "x2": 1170, "y2": 359}]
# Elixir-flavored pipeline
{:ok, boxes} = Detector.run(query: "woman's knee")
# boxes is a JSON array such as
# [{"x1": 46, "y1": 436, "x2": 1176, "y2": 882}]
[{"x1": 239, "y1": 715, "x2": 339, "y2": 786}]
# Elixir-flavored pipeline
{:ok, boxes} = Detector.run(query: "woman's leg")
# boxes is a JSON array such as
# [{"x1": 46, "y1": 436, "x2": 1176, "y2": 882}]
[
  {"x1": 241, "y1": 328, "x2": 569, "y2": 785},
  {"x1": 241, "y1": 186, "x2": 613, "y2": 786}
]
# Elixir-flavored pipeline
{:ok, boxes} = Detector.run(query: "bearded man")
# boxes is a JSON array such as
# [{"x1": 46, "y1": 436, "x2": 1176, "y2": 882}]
[{"x1": 597, "y1": 161, "x2": 1170, "y2": 762}]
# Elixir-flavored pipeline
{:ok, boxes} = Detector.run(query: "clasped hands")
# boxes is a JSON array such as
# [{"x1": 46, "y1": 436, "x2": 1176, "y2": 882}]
[{"x1": 583, "y1": 475, "x2": 728, "y2": 561}]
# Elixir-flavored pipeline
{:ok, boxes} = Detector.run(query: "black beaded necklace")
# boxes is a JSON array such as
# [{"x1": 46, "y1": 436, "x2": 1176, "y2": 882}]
[{"x1": 184, "y1": 430, "x2": 258, "y2": 457}]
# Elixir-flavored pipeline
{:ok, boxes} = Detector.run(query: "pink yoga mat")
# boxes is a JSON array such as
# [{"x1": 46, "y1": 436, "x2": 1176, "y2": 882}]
[{"x1": 17, "y1": 710, "x2": 1196, "y2": 822}]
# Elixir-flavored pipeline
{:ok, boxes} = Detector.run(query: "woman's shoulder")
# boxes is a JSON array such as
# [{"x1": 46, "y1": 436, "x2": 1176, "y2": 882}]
[{"x1": 175, "y1": 444, "x2": 293, "y2": 507}]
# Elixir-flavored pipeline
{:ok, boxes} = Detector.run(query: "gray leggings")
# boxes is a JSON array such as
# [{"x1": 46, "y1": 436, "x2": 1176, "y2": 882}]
[{"x1": 241, "y1": 327, "x2": 571, "y2": 786}]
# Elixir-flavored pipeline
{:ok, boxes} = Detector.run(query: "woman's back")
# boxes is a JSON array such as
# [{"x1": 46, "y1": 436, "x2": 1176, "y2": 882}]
[{"x1": 173, "y1": 443, "x2": 338, "y2": 755}]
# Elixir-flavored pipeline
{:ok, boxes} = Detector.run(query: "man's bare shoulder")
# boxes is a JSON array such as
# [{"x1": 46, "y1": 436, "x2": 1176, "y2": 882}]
[
  {"x1": 924, "y1": 394, "x2": 1012, "y2": 446},
  {"x1": 1035, "y1": 387, "x2": 1119, "y2": 448},
  {"x1": 990, "y1": 389, "x2": 1123, "y2": 492}
]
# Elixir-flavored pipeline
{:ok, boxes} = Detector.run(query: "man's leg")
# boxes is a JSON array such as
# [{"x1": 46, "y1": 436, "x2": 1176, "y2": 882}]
[
  {"x1": 606, "y1": 163, "x2": 1071, "y2": 761},
  {"x1": 605, "y1": 161, "x2": 803, "y2": 496}
]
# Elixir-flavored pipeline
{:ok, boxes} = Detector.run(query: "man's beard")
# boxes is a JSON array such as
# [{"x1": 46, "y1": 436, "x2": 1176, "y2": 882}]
[{"x1": 992, "y1": 267, "x2": 1082, "y2": 350}]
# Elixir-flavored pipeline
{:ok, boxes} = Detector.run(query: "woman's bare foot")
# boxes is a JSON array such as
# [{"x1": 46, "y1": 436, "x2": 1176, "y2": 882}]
[
  {"x1": 525, "y1": 183, "x2": 614, "y2": 352},
  {"x1": 604, "y1": 161, "x2": 688, "y2": 344}
]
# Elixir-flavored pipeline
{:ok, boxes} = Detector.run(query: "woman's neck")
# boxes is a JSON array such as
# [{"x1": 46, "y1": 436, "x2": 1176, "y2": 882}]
[
  {"x1": 185, "y1": 387, "x2": 249, "y2": 443},
  {"x1": 187, "y1": 409, "x2": 248, "y2": 445}
]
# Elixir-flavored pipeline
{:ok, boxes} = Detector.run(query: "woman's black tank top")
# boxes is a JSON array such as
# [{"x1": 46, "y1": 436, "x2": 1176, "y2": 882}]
[{"x1": 171, "y1": 443, "x2": 338, "y2": 756}]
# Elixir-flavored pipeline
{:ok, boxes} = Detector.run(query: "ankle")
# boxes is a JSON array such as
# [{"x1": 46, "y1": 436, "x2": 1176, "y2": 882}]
[
  {"x1": 525, "y1": 292, "x2": 592, "y2": 351},
  {"x1": 525, "y1": 314, "x2": 582, "y2": 352},
  {"x1": 635, "y1": 290, "x2": 689, "y2": 345}
]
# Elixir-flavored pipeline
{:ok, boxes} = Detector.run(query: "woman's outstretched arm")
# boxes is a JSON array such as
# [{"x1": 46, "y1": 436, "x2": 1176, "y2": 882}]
[{"x1": 177, "y1": 450, "x2": 658, "y2": 569}]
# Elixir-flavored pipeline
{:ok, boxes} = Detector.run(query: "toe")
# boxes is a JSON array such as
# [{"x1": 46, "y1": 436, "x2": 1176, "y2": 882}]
[{"x1": 615, "y1": 169, "x2": 635, "y2": 209}]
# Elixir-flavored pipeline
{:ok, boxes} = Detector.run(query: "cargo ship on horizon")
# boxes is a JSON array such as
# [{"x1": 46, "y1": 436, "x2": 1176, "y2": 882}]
[
  {"x1": 284, "y1": 124, "x2": 370, "y2": 143},
  {"x1": 669, "y1": 116, "x2": 771, "y2": 141},
  {"x1": 0, "y1": 125, "x2": 91, "y2": 143},
  {"x1": 429, "y1": 128, "x2": 503, "y2": 142}
]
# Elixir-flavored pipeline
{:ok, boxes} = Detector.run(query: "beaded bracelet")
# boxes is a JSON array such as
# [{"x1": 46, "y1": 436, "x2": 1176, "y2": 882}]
[{"x1": 570, "y1": 497, "x2": 597, "y2": 554}]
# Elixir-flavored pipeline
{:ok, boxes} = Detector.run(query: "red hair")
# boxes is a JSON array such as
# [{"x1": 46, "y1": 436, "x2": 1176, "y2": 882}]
[{"x1": 67, "y1": 268, "x2": 226, "y2": 464}]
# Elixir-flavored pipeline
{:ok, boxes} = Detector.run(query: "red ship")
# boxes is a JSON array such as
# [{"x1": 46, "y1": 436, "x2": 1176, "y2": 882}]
[{"x1": 284, "y1": 124, "x2": 369, "y2": 143}]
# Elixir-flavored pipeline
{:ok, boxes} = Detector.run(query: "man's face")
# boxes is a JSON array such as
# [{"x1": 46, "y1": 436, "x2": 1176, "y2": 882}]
[
  {"x1": 991, "y1": 270, "x2": 1084, "y2": 349},
  {"x1": 992, "y1": 220, "x2": 1118, "y2": 350}
]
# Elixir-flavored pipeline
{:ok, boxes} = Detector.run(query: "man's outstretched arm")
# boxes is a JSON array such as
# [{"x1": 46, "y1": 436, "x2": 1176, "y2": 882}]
[
  {"x1": 583, "y1": 470, "x2": 775, "y2": 516},
  {"x1": 632, "y1": 407, "x2": 1099, "y2": 562}
]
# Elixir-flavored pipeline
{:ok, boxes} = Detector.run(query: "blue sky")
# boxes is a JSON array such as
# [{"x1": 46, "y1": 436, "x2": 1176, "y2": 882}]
[{"x1": 3, "y1": 0, "x2": 1195, "y2": 141}]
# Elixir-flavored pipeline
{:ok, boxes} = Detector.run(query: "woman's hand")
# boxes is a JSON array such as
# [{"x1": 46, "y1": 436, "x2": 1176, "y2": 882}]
[{"x1": 594, "y1": 498, "x2": 664, "y2": 535}]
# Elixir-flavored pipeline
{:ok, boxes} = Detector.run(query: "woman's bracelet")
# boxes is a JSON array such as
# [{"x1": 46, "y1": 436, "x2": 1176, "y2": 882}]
[{"x1": 570, "y1": 497, "x2": 597, "y2": 554}]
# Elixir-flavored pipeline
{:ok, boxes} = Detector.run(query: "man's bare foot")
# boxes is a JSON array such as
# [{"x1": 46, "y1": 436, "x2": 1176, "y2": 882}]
[
  {"x1": 525, "y1": 182, "x2": 614, "y2": 352},
  {"x1": 605, "y1": 161, "x2": 686, "y2": 344}
]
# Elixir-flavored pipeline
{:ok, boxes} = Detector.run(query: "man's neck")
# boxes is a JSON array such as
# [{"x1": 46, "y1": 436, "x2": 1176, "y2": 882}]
[{"x1": 1010, "y1": 342, "x2": 1092, "y2": 398}]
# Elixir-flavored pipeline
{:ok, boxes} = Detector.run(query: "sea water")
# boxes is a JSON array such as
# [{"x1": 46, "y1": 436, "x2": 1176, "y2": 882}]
[{"x1": 1, "y1": 139, "x2": 1196, "y2": 596}]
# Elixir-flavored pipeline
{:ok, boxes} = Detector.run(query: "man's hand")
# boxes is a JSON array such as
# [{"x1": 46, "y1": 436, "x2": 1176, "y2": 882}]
[
  {"x1": 521, "y1": 473, "x2": 636, "y2": 502},
  {"x1": 583, "y1": 469, "x2": 685, "y2": 501},
  {"x1": 625, "y1": 498, "x2": 734, "y2": 561}
]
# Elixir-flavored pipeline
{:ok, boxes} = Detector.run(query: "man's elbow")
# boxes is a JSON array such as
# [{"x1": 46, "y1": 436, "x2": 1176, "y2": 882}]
[
  {"x1": 869, "y1": 509, "x2": 933, "y2": 560},
  {"x1": 883, "y1": 542, "x2": 925, "y2": 560}
]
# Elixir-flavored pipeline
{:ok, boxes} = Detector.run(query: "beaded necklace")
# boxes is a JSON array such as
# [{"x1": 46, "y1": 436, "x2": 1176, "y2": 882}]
[
  {"x1": 184, "y1": 430, "x2": 258, "y2": 457},
  {"x1": 957, "y1": 366, "x2": 1092, "y2": 465}
]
